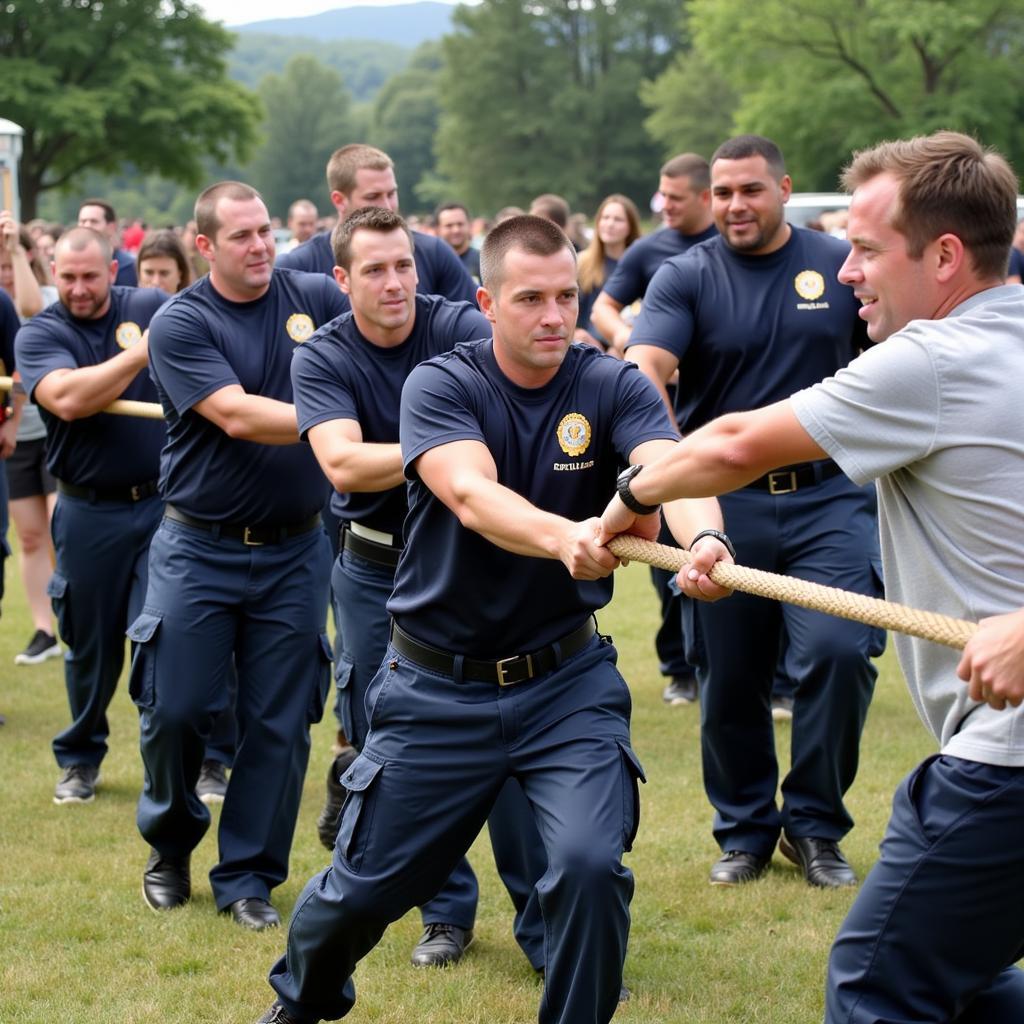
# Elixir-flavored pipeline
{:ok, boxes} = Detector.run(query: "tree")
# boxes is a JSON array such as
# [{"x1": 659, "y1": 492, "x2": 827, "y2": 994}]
[
  {"x1": 370, "y1": 43, "x2": 444, "y2": 212},
  {"x1": 673, "y1": 0, "x2": 1024, "y2": 189},
  {"x1": 248, "y1": 56, "x2": 357, "y2": 219},
  {"x1": 433, "y1": 0, "x2": 685, "y2": 216},
  {"x1": 0, "y1": 0, "x2": 261, "y2": 220}
]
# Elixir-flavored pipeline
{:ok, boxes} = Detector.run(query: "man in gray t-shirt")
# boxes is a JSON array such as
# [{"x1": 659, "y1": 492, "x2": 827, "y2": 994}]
[{"x1": 598, "y1": 131, "x2": 1024, "y2": 1022}]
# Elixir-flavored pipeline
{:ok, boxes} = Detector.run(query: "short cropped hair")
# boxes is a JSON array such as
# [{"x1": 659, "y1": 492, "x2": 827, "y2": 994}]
[
  {"x1": 331, "y1": 206, "x2": 414, "y2": 270},
  {"x1": 78, "y1": 198, "x2": 116, "y2": 224},
  {"x1": 435, "y1": 202, "x2": 470, "y2": 220},
  {"x1": 54, "y1": 226, "x2": 113, "y2": 263},
  {"x1": 194, "y1": 181, "x2": 264, "y2": 239},
  {"x1": 528, "y1": 194, "x2": 571, "y2": 229},
  {"x1": 327, "y1": 144, "x2": 393, "y2": 196},
  {"x1": 660, "y1": 153, "x2": 710, "y2": 191},
  {"x1": 711, "y1": 135, "x2": 786, "y2": 180},
  {"x1": 288, "y1": 198, "x2": 318, "y2": 219},
  {"x1": 841, "y1": 131, "x2": 1018, "y2": 280},
  {"x1": 137, "y1": 230, "x2": 192, "y2": 292},
  {"x1": 479, "y1": 214, "x2": 576, "y2": 293}
]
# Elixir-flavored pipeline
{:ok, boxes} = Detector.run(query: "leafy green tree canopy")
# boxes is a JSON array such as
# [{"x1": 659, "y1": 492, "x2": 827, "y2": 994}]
[
  {"x1": 0, "y1": 0, "x2": 261, "y2": 219},
  {"x1": 249, "y1": 55, "x2": 357, "y2": 220},
  {"x1": 680, "y1": 0, "x2": 1024, "y2": 190}
]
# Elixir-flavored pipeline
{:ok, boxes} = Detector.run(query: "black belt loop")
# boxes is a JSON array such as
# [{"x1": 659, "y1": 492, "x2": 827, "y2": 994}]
[
  {"x1": 746, "y1": 460, "x2": 843, "y2": 494},
  {"x1": 389, "y1": 619, "x2": 596, "y2": 686},
  {"x1": 163, "y1": 504, "x2": 321, "y2": 545},
  {"x1": 57, "y1": 478, "x2": 159, "y2": 503}
]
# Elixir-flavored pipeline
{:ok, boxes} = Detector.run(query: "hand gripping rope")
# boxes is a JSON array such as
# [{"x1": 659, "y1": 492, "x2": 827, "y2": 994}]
[{"x1": 606, "y1": 534, "x2": 977, "y2": 651}]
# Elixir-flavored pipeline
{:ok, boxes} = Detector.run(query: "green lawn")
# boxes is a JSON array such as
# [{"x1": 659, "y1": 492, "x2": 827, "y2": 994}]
[{"x1": 0, "y1": 558, "x2": 933, "y2": 1023}]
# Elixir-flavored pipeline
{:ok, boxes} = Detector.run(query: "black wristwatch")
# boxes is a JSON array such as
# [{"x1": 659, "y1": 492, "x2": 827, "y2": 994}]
[
  {"x1": 689, "y1": 528, "x2": 736, "y2": 558},
  {"x1": 616, "y1": 464, "x2": 660, "y2": 516}
]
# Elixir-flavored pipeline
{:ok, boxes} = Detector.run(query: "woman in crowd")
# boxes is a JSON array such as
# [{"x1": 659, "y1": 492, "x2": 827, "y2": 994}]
[
  {"x1": 575, "y1": 193, "x2": 641, "y2": 352},
  {"x1": 137, "y1": 230, "x2": 192, "y2": 293},
  {"x1": 0, "y1": 212, "x2": 61, "y2": 665}
]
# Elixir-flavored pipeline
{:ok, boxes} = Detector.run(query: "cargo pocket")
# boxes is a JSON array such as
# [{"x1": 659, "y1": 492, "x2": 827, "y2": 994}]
[
  {"x1": 47, "y1": 571, "x2": 74, "y2": 650},
  {"x1": 308, "y1": 632, "x2": 334, "y2": 725},
  {"x1": 334, "y1": 653, "x2": 356, "y2": 745},
  {"x1": 336, "y1": 754, "x2": 384, "y2": 872},
  {"x1": 127, "y1": 611, "x2": 162, "y2": 710},
  {"x1": 617, "y1": 741, "x2": 647, "y2": 853}
]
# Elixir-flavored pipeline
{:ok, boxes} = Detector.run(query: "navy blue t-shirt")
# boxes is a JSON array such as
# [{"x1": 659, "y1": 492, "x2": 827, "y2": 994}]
[
  {"x1": 114, "y1": 248, "x2": 138, "y2": 288},
  {"x1": 393, "y1": 341, "x2": 677, "y2": 655},
  {"x1": 0, "y1": 288, "x2": 17, "y2": 375},
  {"x1": 628, "y1": 227, "x2": 867, "y2": 433},
  {"x1": 457, "y1": 246, "x2": 481, "y2": 281},
  {"x1": 148, "y1": 268, "x2": 348, "y2": 524},
  {"x1": 276, "y1": 229, "x2": 478, "y2": 305},
  {"x1": 292, "y1": 293, "x2": 490, "y2": 534},
  {"x1": 602, "y1": 224, "x2": 718, "y2": 305},
  {"x1": 1009, "y1": 247, "x2": 1023, "y2": 279},
  {"x1": 16, "y1": 286, "x2": 167, "y2": 486}
]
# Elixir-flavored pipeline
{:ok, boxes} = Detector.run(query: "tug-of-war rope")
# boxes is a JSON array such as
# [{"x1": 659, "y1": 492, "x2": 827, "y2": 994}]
[
  {"x1": 607, "y1": 535, "x2": 977, "y2": 651},
  {"x1": 0, "y1": 377, "x2": 974, "y2": 649}
]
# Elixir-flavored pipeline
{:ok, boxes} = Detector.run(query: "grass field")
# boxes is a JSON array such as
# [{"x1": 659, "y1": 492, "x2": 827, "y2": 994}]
[{"x1": 0, "y1": 557, "x2": 934, "y2": 1023}]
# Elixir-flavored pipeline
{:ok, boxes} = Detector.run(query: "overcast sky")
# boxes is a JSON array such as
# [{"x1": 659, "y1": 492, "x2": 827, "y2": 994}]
[{"x1": 196, "y1": 0, "x2": 466, "y2": 27}]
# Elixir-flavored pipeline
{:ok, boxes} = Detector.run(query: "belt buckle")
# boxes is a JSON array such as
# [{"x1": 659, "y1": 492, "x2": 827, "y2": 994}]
[
  {"x1": 768, "y1": 470, "x2": 797, "y2": 495},
  {"x1": 130, "y1": 484, "x2": 143, "y2": 501},
  {"x1": 242, "y1": 527, "x2": 264, "y2": 547},
  {"x1": 496, "y1": 653, "x2": 533, "y2": 687}
]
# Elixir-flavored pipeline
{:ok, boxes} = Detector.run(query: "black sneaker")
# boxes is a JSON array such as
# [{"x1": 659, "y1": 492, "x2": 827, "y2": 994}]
[
  {"x1": 662, "y1": 675, "x2": 698, "y2": 705},
  {"x1": 54, "y1": 764, "x2": 100, "y2": 804},
  {"x1": 196, "y1": 759, "x2": 228, "y2": 805},
  {"x1": 317, "y1": 748, "x2": 358, "y2": 850},
  {"x1": 15, "y1": 629, "x2": 61, "y2": 665}
]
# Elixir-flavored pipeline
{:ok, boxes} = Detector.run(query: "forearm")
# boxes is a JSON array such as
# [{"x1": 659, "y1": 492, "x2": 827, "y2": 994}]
[
  {"x1": 447, "y1": 470, "x2": 573, "y2": 560},
  {"x1": 204, "y1": 392, "x2": 300, "y2": 445},
  {"x1": 319, "y1": 440, "x2": 404, "y2": 493},
  {"x1": 11, "y1": 251, "x2": 43, "y2": 318},
  {"x1": 662, "y1": 497, "x2": 725, "y2": 549},
  {"x1": 36, "y1": 349, "x2": 147, "y2": 420},
  {"x1": 590, "y1": 298, "x2": 627, "y2": 351}
]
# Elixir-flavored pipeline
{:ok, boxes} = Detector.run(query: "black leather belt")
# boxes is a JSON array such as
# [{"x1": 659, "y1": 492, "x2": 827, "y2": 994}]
[
  {"x1": 58, "y1": 478, "x2": 159, "y2": 503},
  {"x1": 341, "y1": 524, "x2": 401, "y2": 569},
  {"x1": 389, "y1": 619, "x2": 596, "y2": 687},
  {"x1": 164, "y1": 504, "x2": 321, "y2": 546},
  {"x1": 746, "y1": 461, "x2": 843, "y2": 495}
]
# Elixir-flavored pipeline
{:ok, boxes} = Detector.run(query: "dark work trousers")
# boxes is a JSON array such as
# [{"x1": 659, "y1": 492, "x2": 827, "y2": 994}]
[
  {"x1": 50, "y1": 491, "x2": 162, "y2": 768},
  {"x1": 131, "y1": 516, "x2": 332, "y2": 909},
  {"x1": 826, "y1": 755, "x2": 1024, "y2": 1023},
  {"x1": 331, "y1": 543, "x2": 546, "y2": 967},
  {"x1": 690, "y1": 475, "x2": 881, "y2": 855},
  {"x1": 268, "y1": 633, "x2": 644, "y2": 1024}
]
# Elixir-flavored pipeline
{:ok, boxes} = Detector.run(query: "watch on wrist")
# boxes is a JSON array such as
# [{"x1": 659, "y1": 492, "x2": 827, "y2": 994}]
[
  {"x1": 689, "y1": 528, "x2": 736, "y2": 558},
  {"x1": 616, "y1": 464, "x2": 660, "y2": 516}
]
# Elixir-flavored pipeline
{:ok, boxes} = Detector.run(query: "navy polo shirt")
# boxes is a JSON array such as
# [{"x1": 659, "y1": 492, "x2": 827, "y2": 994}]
[
  {"x1": 292, "y1": 293, "x2": 491, "y2": 535},
  {"x1": 1009, "y1": 247, "x2": 1023, "y2": 279},
  {"x1": 276, "y1": 229, "x2": 479, "y2": 305},
  {"x1": 457, "y1": 246, "x2": 481, "y2": 281},
  {"x1": 147, "y1": 268, "x2": 348, "y2": 524},
  {"x1": 602, "y1": 224, "x2": 718, "y2": 305},
  {"x1": 16, "y1": 286, "x2": 167, "y2": 487},
  {"x1": 0, "y1": 288, "x2": 17, "y2": 374},
  {"x1": 628, "y1": 227, "x2": 866, "y2": 433},
  {"x1": 393, "y1": 341, "x2": 677, "y2": 655}
]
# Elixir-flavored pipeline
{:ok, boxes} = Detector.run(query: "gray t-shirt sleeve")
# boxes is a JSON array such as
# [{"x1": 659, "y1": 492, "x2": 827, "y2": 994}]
[{"x1": 790, "y1": 332, "x2": 939, "y2": 486}]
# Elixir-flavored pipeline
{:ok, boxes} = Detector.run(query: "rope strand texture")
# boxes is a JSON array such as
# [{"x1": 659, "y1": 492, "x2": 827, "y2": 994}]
[{"x1": 607, "y1": 534, "x2": 977, "y2": 651}]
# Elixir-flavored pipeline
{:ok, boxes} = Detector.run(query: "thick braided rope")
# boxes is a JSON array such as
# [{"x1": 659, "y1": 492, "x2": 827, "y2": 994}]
[
  {"x1": 607, "y1": 535, "x2": 977, "y2": 651},
  {"x1": 0, "y1": 376, "x2": 164, "y2": 420}
]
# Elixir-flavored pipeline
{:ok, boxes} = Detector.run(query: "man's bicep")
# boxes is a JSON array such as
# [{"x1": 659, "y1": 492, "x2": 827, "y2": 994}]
[
  {"x1": 31, "y1": 367, "x2": 74, "y2": 411},
  {"x1": 193, "y1": 384, "x2": 249, "y2": 430},
  {"x1": 627, "y1": 344, "x2": 680, "y2": 384},
  {"x1": 308, "y1": 417, "x2": 363, "y2": 457},
  {"x1": 744, "y1": 401, "x2": 826, "y2": 467},
  {"x1": 414, "y1": 439, "x2": 498, "y2": 509}
]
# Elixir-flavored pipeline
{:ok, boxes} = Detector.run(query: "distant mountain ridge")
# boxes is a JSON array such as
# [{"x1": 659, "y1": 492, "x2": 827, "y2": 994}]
[{"x1": 233, "y1": 2, "x2": 456, "y2": 48}]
